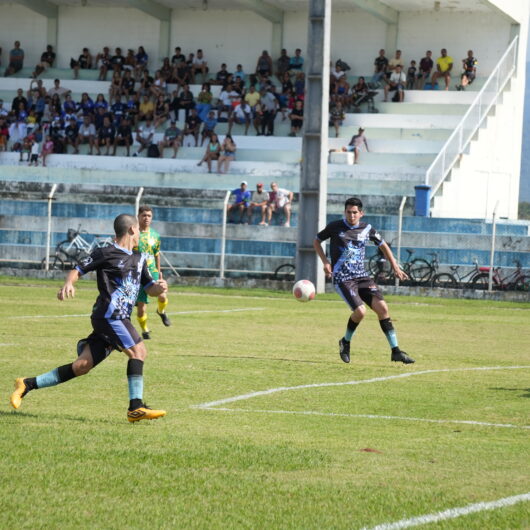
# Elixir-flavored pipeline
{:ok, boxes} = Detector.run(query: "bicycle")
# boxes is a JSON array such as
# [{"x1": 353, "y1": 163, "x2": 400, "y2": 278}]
[
  {"x1": 368, "y1": 247, "x2": 436, "y2": 285},
  {"x1": 430, "y1": 258, "x2": 487, "y2": 289},
  {"x1": 273, "y1": 263, "x2": 295, "y2": 281},
  {"x1": 469, "y1": 260, "x2": 529, "y2": 291}
]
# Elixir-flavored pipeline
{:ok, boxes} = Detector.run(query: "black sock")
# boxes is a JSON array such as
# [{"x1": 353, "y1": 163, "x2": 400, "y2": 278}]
[
  {"x1": 57, "y1": 363, "x2": 76, "y2": 383},
  {"x1": 23, "y1": 377, "x2": 37, "y2": 391},
  {"x1": 127, "y1": 359, "x2": 144, "y2": 411},
  {"x1": 344, "y1": 318, "x2": 359, "y2": 342}
]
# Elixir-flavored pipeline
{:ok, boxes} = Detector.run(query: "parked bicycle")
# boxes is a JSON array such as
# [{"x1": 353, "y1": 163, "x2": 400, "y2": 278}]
[
  {"x1": 430, "y1": 258, "x2": 486, "y2": 289},
  {"x1": 41, "y1": 226, "x2": 113, "y2": 270},
  {"x1": 369, "y1": 248, "x2": 437, "y2": 285},
  {"x1": 273, "y1": 263, "x2": 295, "y2": 281}
]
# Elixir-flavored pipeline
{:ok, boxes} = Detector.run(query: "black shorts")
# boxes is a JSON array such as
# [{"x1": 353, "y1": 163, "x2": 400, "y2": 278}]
[
  {"x1": 77, "y1": 318, "x2": 142, "y2": 366},
  {"x1": 334, "y1": 277, "x2": 384, "y2": 310}
]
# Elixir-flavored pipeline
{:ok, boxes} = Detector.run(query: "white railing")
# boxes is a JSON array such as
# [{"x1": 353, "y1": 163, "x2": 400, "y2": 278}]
[{"x1": 425, "y1": 36, "x2": 518, "y2": 197}]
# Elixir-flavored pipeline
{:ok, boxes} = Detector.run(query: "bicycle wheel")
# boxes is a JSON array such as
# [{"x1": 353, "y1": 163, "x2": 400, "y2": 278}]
[
  {"x1": 368, "y1": 253, "x2": 391, "y2": 277},
  {"x1": 41, "y1": 254, "x2": 65, "y2": 271},
  {"x1": 408, "y1": 258, "x2": 433, "y2": 284},
  {"x1": 431, "y1": 272, "x2": 458, "y2": 289},
  {"x1": 471, "y1": 272, "x2": 490, "y2": 290},
  {"x1": 273, "y1": 263, "x2": 295, "y2": 281},
  {"x1": 512, "y1": 276, "x2": 530, "y2": 292},
  {"x1": 56, "y1": 240, "x2": 82, "y2": 261}
]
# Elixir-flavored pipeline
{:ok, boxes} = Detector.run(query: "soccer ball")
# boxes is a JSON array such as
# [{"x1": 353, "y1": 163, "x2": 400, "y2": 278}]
[{"x1": 292, "y1": 279, "x2": 316, "y2": 302}]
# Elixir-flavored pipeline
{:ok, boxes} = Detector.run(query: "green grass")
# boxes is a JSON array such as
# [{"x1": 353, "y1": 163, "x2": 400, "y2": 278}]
[{"x1": 0, "y1": 278, "x2": 529, "y2": 529}]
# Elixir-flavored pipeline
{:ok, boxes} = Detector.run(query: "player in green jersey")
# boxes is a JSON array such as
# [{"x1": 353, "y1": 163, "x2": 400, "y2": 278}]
[{"x1": 135, "y1": 205, "x2": 171, "y2": 339}]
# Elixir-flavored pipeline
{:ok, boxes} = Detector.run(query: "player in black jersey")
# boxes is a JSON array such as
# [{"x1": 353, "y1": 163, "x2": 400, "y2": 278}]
[
  {"x1": 10, "y1": 214, "x2": 169, "y2": 422},
  {"x1": 314, "y1": 197, "x2": 415, "y2": 364}
]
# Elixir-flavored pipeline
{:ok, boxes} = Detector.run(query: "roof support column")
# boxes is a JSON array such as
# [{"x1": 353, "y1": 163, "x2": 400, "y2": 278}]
[
  {"x1": 17, "y1": 0, "x2": 58, "y2": 48},
  {"x1": 296, "y1": 0, "x2": 331, "y2": 294},
  {"x1": 385, "y1": 21, "x2": 398, "y2": 55},
  {"x1": 271, "y1": 14, "x2": 285, "y2": 64}
]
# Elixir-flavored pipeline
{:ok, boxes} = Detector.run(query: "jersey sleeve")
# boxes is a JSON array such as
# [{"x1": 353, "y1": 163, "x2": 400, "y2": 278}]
[
  {"x1": 75, "y1": 247, "x2": 106, "y2": 275},
  {"x1": 141, "y1": 258, "x2": 155, "y2": 288},
  {"x1": 153, "y1": 233, "x2": 160, "y2": 256},
  {"x1": 369, "y1": 226, "x2": 384, "y2": 247},
  {"x1": 316, "y1": 224, "x2": 332, "y2": 241}
]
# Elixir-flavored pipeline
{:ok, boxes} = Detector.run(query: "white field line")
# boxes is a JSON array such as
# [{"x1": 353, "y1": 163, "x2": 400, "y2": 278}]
[
  {"x1": 205, "y1": 407, "x2": 530, "y2": 430},
  {"x1": 9, "y1": 307, "x2": 266, "y2": 319},
  {"x1": 363, "y1": 492, "x2": 530, "y2": 530},
  {"x1": 192, "y1": 365, "x2": 530, "y2": 409},
  {"x1": 0, "y1": 343, "x2": 15, "y2": 347}
]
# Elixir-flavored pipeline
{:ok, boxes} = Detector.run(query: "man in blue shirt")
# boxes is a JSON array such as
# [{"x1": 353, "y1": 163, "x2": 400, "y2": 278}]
[
  {"x1": 289, "y1": 48, "x2": 304, "y2": 75},
  {"x1": 227, "y1": 181, "x2": 252, "y2": 223},
  {"x1": 313, "y1": 197, "x2": 415, "y2": 365}
]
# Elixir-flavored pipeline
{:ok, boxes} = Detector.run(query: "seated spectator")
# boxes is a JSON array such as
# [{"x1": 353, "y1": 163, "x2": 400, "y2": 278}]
[
  {"x1": 133, "y1": 118, "x2": 155, "y2": 156},
  {"x1": 120, "y1": 70, "x2": 136, "y2": 97},
  {"x1": 334, "y1": 77, "x2": 350, "y2": 107},
  {"x1": 329, "y1": 99, "x2": 345, "y2": 138},
  {"x1": 217, "y1": 134, "x2": 236, "y2": 174},
  {"x1": 32, "y1": 45, "x2": 55, "y2": 79},
  {"x1": 345, "y1": 127, "x2": 369, "y2": 164},
  {"x1": 139, "y1": 69, "x2": 154, "y2": 97},
  {"x1": 0, "y1": 116, "x2": 9, "y2": 152},
  {"x1": 160, "y1": 57, "x2": 172, "y2": 82},
  {"x1": 294, "y1": 72, "x2": 305, "y2": 98},
  {"x1": 371, "y1": 49, "x2": 388, "y2": 85},
  {"x1": 0, "y1": 99, "x2": 7, "y2": 118},
  {"x1": 94, "y1": 105, "x2": 111, "y2": 132},
  {"x1": 388, "y1": 50, "x2": 404, "y2": 75},
  {"x1": 200, "y1": 110, "x2": 218, "y2": 146},
  {"x1": 138, "y1": 95, "x2": 155, "y2": 122},
  {"x1": 331, "y1": 63, "x2": 345, "y2": 84},
  {"x1": 183, "y1": 107, "x2": 201, "y2": 146},
  {"x1": 351, "y1": 76, "x2": 371, "y2": 110},
  {"x1": 288, "y1": 99, "x2": 304, "y2": 137},
  {"x1": 196, "y1": 83, "x2": 213, "y2": 122},
  {"x1": 191, "y1": 49, "x2": 208, "y2": 83},
  {"x1": 267, "y1": 182, "x2": 293, "y2": 227},
  {"x1": 62, "y1": 94, "x2": 77, "y2": 116},
  {"x1": 77, "y1": 116, "x2": 96, "y2": 154},
  {"x1": 153, "y1": 94, "x2": 170, "y2": 129},
  {"x1": 384, "y1": 64, "x2": 406, "y2": 102},
  {"x1": 77, "y1": 92, "x2": 95, "y2": 118},
  {"x1": 227, "y1": 181, "x2": 251, "y2": 223},
  {"x1": 456, "y1": 50, "x2": 478, "y2": 91},
  {"x1": 126, "y1": 92, "x2": 140, "y2": 126},
  {"x1": 4, "y1": 41, "x2": 24, "y2": 77},
  {"x1": 109, "y1": 71, "x2": 123, "y2": 100},
  {"x1": 228, "y1": 101, "x2": 252, "y2": 135},
  {"x1": 256, "y1": 51, "x2": 273, "y2": 79},
  {"x1": 211, "y1": 63, "x2": 230, "y2": 86},
  {"x1": 96, "y1": 116, "x2": 115, "y2": 156},
  {"x1": 19, "y1": 134, "x2": 33, "y2": 163},
  {"x1": 71, "y1": 48, "x2": 93, "y2": 79},
  {"x1": 94, "y1": 93, "x2": 109, "y2": 111},
  {"x1": 64, "y1": 117, "x2": 79, "y2": 154},
  {"x1": 113, "y1": 116, "x2": 133, "y2": 156},
  {"x1": 11, "y1": 88, "x2": 27, "y2": 113},
  {"x1": 135, "y1": 46, "x2": 148, "y2": 79},
  {"x1": 110, "y1": 95, "x2": 127, "y2": 125},
  {"x1": 111, "y1": 48, "x2": 125, "y2": 73},
  {"x1": 41, "y1": 135, "x2": 54, "y2": 167},
  {"x1": 158, "y1": 120, "x2": 182, "y2": 159},
  {"x1": 96, "y1": 46, "x2": 112, "y2": 81},
  {"x1": 233, "y1": 64, "x2": 246, "y2": 83},
  {"x1": 150, "y1": 70, "x2": 167, "y2": 98},
  {"x1": 48, "y1": 79, "x2": 71, "y2": 101},
  {"x1": 123, "y1": 49, "x2": 136, "y2": 72},
  {"x1": 416, "y1": 50, "x2": 433, "y2": 89},
  {"x1": 276, "y1": 48, "x2": 290, "y2": 81},
  {"x1": 406, "y1": 60, "x2": 417, "y2": 90},
  {"x1": 49, "y1": 93, "x2": 62, "y2": 115},
  {"x1": 431, "y1": 48, "x2": 453, "y2": 90},
  {"x1": 28, "y1": 79, "x2": 47, "y2": 98},
  {"x1": 217, "y1": 84, "x2": 239, "y2": 120},
  {"x1": 197, "y1": 132, "x2": 221, "y2": 173},
  {"x1": 247, "y1": 183, "x2": 269, "y2": 225},
  {"x1": 289, "y1": 49, "x2": 304, "y2": 76},
  {"x1": 178, "y1": 84, "x2": 195, "y2": 120}
]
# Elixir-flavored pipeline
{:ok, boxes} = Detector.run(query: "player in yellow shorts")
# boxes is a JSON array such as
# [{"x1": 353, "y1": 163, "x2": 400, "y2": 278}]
[{"x1": 135, "y1": 205, "x2": 171, "y2": 339}]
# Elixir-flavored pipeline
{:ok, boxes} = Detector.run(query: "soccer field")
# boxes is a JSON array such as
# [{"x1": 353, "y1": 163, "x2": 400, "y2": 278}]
[{"x1": 1, "y1": 278, "x2": 529, "y2": 529}]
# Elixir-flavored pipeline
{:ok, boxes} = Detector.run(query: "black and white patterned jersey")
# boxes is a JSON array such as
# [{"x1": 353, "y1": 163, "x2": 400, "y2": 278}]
[
  {"x1": 316, "y1": 219, "x2": 384, "y2": 282},
  {"x1": 76, "y1": 243, "x2": 154, "y2": 320}
]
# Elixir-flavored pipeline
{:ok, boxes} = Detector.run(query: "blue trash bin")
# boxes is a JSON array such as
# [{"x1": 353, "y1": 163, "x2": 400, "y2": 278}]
[{"x1": 414, "y1": 185, "x2": 431, "y2": 217}]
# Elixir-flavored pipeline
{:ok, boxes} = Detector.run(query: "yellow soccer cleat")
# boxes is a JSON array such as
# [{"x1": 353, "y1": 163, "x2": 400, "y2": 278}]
[
  {"x1": 127, "y1": 404, "x2": 166, "y2": 423},
  {"x1": 10, "y1": 378, "x2": 29, "y2": 410}
]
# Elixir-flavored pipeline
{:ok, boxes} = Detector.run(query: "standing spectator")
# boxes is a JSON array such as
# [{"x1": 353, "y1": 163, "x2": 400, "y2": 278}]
[
  {"x1": 113, "y1": 117, "x2": 133, "y2": 156},
  {"x1": 158, "y1": 120, "x2": 182, "y2": 158},
  {"x1": 371, "y1": 49, "x2": 388, "y2": 85},
  {"x1": 200, "y1": 110, "x2": 218, "y2": 146},
  {"x1": 191, "y1": 49, "x2": 208, "y2": 83},
  {"x1": 431, "y1": 48, "x2": 453, "y2": 90},
  {"x1": 227, "y1": 181, "x2": 251, "y2": 223},
  {"x1": 64, "y1": 117, "x2": 79, "y2": 154},
  {"x1": 71, "y1": 48, "x2": 93, "y2": 79},
  {"x1": 32, "y1": 45, "x2": 55, "y2": 79},
  {"x1": 109, "y1": 71, "x2": 123, "y2": 100},
  {"x1": 0, "y1": 116, "x2": 9, "y2": 152},
  {"x1": 276, "y1": 49, "x2": 291, "y2": 81},
  {"x1": 456, "y1": 50, "x2": 478, "y2": 91},
  {"x1": 183, "y1": 107, "x2": 201, "y2": 146},
  {"x1": 267, "y1": 182, "x2": 293, "y2": 227},
  {"x1": 77, "y1": 116, "x2": 96, "y2": 155},
  {"x1": 41, "y1": 135, "x2": 54, "y2": 166},
  {"x1": 197, "y1": 132, "x2": 221, "y2": 173},
  {"x1": 247, "y1": 182, "x2": 270, "y2": 225},
  {"x1": 260, "y1": 88, "x2": 278, "y2": 136},
  {"x1": 217, "y1": 134, "x2": 237, "y2": 174},
  {"x1": 256, "y1": 51, "x2": 273, "y2": 79},
  {"x1": 388, "y1": 50, "x2": 404, "y2": 74},
  {"x1": 96, "y1": 116, "x2": 115, "y2": 156},
  {"x1": 233, "y1": 64, "x2": 246, "y2": 83},
  {"x1": 171, "y1": 46, "x2": 186, "y2": 79},
  {"x1": 288, "y1": 99, "x2": 304, "y2": 137},
  {"x1": 11, "y1": 88, "x2": 27, "y2": 113},
  {"x1": 384, "y1": 64, "x2": 406, "y2": 102},
  {"x1": 406, "y1": 60, "x2": 417, "y2": 90},
  {"x1": 4, "y1": 41, "x2": 24, "y2": 77},
  {"x1": 289, "y1": 49, "x2": 304, "y2": 76},
  {"x1": 134, "y1": 119, "x2": 155, "y2": 156},
  {"x1": 329, "y1": 99, "x2": 345, "y2": 138},
  {"x1": 28, "y1": 136, "x2": 40, "y2": 166},
  {"x1": 416, "y1": 50, "x2": 433, "y2": 89},
  {"x1": 346, "y1": 127, "x2": 369, "y2": 164},
  {"x1": 48, "y1": 79, "x2": 71, "y2": 101},
  {"x1": 135, "y1": 46, "x2": 148, "y2": 80}
]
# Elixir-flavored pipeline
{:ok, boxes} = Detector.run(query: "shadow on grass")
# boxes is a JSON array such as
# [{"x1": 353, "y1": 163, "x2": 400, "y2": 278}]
[
  {"x1": 0, "y1": 409, "x2": 123, "y2": 425},
  {"x1": 490, "y1": 387, "x2": 530, "y2": 398},
  {"x1": 176, "y1": 353, "x2": 335, "y2": 365}
]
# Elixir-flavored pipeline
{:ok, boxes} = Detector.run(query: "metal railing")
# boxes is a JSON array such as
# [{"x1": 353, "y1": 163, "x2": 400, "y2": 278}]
[{"x1": 425, "y1": 36, "x2": 518, "y2": 197}]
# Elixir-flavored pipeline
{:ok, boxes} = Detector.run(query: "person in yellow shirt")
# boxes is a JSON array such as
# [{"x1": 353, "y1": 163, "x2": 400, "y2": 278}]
[{"x1": 431, "y1": 48, "x2": 453, "y2": 90}]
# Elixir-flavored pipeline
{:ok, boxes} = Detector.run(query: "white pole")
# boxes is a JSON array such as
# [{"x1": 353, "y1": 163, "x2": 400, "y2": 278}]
[
  {"x1": 488, "y1": 201, "x2": 499, "y2": 292},
  {"x1": 45, "y1": 184, "x2": 58, "y2": 271},
  {"x1": 220, "y1": 190, "x2": 231, "y2": 279},
  {"x1": 135, "y1": 187, "x2": 144, "y2": 215},
  {"x1": 395, "y1": 196, "x2": 407, "y2": 287}
]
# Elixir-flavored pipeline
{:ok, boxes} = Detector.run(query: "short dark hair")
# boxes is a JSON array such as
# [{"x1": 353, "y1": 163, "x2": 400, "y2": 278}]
[
  {"x1": 344, "y1": 197, "x2": 363, "y2": 210},
  {"x1": 114, "y1": 214, "x2": 137, "y2": 238},
  {"x1": 138, "y1": 205, "x2": 153, "y2": 215}
]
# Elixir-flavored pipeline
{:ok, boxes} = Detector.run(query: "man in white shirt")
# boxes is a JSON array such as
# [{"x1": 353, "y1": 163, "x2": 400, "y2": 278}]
[
  {"x1": 267, "y1": 181, "x2": 293, "y2": 227},
  {"x1": 134, "y1": 119, "x2": 155, "y2": 156},
  {"x1": 228, "y1": 101, "x2": 252, "y2": 135},
  {"x1": 217, "y1": 84, "x2": 239, "y2": 120},
  {"x1": 77, "y1": 116, "x2": 96, "y2": 155},
  {"x1": 47, "y1": 79, "x2": 71, "y2": 101},
  {"x1": 191, "y1": 49, "x2": 208, "y2": 83},
  {"x1": 384, "y1": 65, "x2": 406, "y2": 102}
]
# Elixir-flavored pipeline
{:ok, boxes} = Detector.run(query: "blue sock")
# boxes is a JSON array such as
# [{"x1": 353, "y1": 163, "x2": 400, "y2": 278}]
[
  {"x1": 36, "y1": 368, "x2": 60, "y2": 389},
  {"x1": 379, "y1": 318, "x2": 399, "y2": 349},
  {"x1": 127, "y1": 359, "x2": 144, "y2": 409}
]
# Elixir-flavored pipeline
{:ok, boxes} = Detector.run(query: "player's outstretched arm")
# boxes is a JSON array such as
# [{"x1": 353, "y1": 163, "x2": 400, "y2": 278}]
[
  {"x1": 379, "y1": 242, "x2": 409, "y2": 281},
  {"x1": 57, "y1": 269, "x2": 81, "y2": 301},
  {"x1": 146, "y1": 279, "x2": 168, "y2": 297}
]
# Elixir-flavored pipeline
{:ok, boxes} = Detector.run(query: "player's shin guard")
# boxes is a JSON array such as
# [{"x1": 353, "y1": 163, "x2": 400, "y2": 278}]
[
  {"x1": 137, "y1": 313, "x2": 148, "y2": 332},
  {"x1": 157, "y1": 298, "x2": 168, "y2": 314},
  {"x1": 379, "y1": 317, "x2": 398, "y2": 349},
  {"x1": 344, "y1": 318, "x2": 359, "y2": 342},
  {"x1": 127, "y1": 359, "x2": 144, "y2": 410}
]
